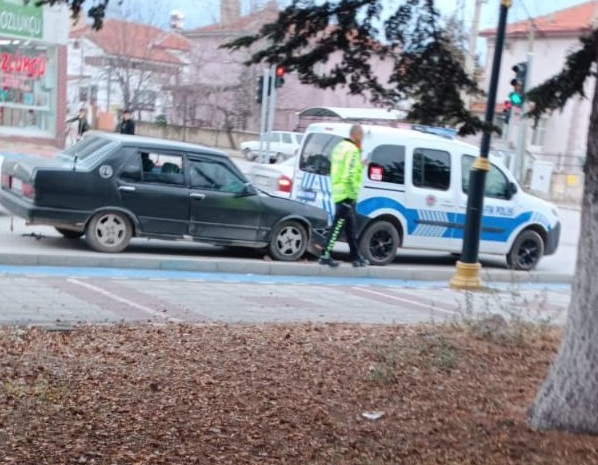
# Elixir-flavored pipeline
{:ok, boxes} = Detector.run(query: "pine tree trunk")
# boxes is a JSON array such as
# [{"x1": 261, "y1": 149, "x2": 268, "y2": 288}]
[{"x1": 528, "y1": 73, "x2": 598, "y2": 433}]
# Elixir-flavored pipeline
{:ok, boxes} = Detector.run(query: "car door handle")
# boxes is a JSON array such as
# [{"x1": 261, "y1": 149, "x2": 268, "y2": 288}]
[
  {"x1": 118, "y1": 186, "x2": 136, "y2": 192},
  {"x1": 190, "y1": 193, "x2": 206, "y2": 200}
]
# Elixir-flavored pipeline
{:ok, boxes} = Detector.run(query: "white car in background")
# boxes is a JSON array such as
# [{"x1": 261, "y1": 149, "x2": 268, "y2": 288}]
[
  {"x1": 247, "y1": 155, "x2": 296, "y2": 198},
  {"x1": 240, "y1": 131, "x2": 303, "y2": 163}
]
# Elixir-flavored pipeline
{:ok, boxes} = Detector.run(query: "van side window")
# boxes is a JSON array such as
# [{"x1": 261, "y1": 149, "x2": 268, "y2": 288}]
[
  {"x1": 412, "y1": 148, "x2": 451, "y2": 191},
  {"x1": 299, "y1": 133, "x2": 344, "y2": 176},
  {"x1": 368, "y1": 144, "x2": 405, "y2": 184},
  {"x1": 462, "y1": 155, "x2": 510, "y2": 199}
]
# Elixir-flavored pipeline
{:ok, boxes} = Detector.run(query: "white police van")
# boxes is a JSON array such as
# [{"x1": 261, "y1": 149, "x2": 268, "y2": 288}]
[{"x1": 291, "y1": 122, "x2": 560, "y2": 270}]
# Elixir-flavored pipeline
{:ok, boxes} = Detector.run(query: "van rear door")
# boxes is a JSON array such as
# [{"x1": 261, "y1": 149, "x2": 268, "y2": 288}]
[{"x1": 292, "y1": 131, "x2": 344, "y2": 222}]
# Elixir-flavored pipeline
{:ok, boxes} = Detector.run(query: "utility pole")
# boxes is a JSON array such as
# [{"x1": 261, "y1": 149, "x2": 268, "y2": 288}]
[
  {"x1": 466, "y1": 0, "x2": 484, "y2": 76},
  {"x1": 514, "y1": 25, "x2": 535, "y2": 183},
  {"x1": 450, "y1": 0, "x2": 511, "y2": 290},
  {"x1": 257, "y1": 67, "x2": 270, "y2": 164}
]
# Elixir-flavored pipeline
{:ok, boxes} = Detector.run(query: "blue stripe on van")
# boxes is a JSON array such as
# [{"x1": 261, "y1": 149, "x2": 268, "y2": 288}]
[{"x1": 358, "y1": 197, "x2": 538, "y2": 242}]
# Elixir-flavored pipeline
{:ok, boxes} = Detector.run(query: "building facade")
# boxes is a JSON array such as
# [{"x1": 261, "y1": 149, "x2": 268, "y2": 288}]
[
  {"x1": 68, "y1": 19, "x2": 191, "y2": 131},
  {"x1": 479, "y1": 1, "x2": 597, "y2": 177},
  {"x1": 0, "y1": 0, "x2": 69, "y2": 147},
  {"x1": 180, "y1": 0, "x2": 394, "y2": 132}
]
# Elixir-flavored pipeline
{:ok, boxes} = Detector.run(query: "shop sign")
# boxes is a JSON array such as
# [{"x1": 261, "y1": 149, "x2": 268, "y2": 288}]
[
  {"x1": 1, "y1": 50, "x2": 46, "y2": 77},
  {"x1": 0, "y1": 0, "x2": 43, "y2": 40}
]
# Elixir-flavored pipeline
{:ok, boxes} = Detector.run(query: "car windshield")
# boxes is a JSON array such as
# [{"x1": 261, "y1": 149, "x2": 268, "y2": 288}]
[{"x1": 58, "y1": 136, "x2": 118, "y2": 170}]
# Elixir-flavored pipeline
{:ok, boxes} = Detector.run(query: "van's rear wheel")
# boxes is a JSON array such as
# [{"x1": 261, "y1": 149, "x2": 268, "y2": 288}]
[
  {"x1": 359, "y1": 221, "x2": 400, "y2": 266},
  {"x1": 506, "y1": 230, "x2": 544, "y2": 271}
]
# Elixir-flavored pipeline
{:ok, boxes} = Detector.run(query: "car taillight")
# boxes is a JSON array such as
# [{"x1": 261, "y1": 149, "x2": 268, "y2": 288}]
[
  {"x1": 21, "y1": 182, "x2": 35, "y2": 199},
  {"x1": 278, "y1": 175, "x2": 292, "y2": 193},
  {"x1": 1, "y1": 173, "x2": 9, "y2": 188}
]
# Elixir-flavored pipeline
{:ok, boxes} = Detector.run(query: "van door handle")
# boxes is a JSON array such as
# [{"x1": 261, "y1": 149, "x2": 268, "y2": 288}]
[
  {"x1": 118, "y1": 186, "x2": 136, "y2": 192},
  {"x1": 190, "y1": 193, "x2": 206, "y2": 200},
  {"x1": 440, "y1": 201, "x2": 454, "y2": 207}
]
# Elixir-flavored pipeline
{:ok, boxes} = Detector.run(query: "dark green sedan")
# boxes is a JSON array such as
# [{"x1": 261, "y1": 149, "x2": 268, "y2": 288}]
[{"x1": 0, "y1": 133, "x2": 328, "y2": 261}]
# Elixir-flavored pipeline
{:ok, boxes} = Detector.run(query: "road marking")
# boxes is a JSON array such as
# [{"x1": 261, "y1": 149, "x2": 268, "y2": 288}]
[
  {"x1": 353, "y1": 287, "x2": 458, "y2": 315},
  {"x1": 67, "y1": 278, "x2": 183, "y2": 323}
]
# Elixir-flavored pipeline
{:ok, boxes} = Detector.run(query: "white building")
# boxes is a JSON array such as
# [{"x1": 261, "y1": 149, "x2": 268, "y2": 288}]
[
  {"x1": 479, "y1": 1, "x2": 597, "y2": 179},
  {"x1": 67, "y1": 19, "x2": 191, "y2": 129}
]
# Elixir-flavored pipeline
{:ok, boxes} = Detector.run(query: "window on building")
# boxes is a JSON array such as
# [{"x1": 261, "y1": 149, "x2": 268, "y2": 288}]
[
  {"x1": 0, "y1": 40, "x2": 57, "y2": 136},
  {"x1": 412, "y1": 148, "x2": 451, "y2": 190},
  {"x1": 368, "y1": 144, "x2": 406, "y2": 184}
]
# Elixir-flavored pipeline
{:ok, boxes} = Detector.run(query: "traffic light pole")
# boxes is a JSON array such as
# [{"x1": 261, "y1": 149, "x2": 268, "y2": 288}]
[
  {"x1": 450, "y1": 0, "x2": 511, "y2": 290},
  {"x1": 258, "y1": 68, "x2": 270, "y2": 164},
  {"x1": 514, "y1": 52, "x2": 533, "y2": 183},
  {"x1": 264, "y1": 64, "x2": 277, "y2": 164}
]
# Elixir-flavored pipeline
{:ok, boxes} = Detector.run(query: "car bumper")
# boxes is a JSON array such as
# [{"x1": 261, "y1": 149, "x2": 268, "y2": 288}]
[
  {"x1": 0, "y1": 190, "x2": 90, "y2": 229},
  {"x1": 544, "y1": 221, "x2": 560, "y2": 256}
]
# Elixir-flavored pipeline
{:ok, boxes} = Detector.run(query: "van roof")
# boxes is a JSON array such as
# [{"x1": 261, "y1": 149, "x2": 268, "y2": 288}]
[{"x1": 306, "y1": 122, "x2": 479, "y2": 153}]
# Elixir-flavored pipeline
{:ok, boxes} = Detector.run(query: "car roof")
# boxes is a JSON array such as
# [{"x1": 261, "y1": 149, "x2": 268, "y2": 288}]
[
  {"x1": 88, "y1": 131, "x2": 228, "y2": 157},
  {"x1": 306, "y1": 122, "x2": 477, "y2": 152}
]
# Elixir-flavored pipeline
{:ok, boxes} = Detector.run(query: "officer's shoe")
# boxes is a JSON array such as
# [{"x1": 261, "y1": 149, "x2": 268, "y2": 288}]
[
  {"x1": 352, "y1": 257, "x2": 370, "y2": 268},
  {"x1": 319, "y1": 256, "x2": 340, "y2": 268}
]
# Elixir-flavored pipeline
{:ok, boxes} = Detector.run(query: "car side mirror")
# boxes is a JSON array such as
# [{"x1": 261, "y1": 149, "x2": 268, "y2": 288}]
[
  {"x1": 506, "y1": 181, "x2": 518, "y2": 199},
  {"x1": 236, "y1": 182, "x2": 257, "y2": 197}
]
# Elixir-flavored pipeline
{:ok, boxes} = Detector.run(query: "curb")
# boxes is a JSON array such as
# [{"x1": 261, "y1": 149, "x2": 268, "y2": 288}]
[{"x1": 0, "y1": 252, "x2": 573, "y2": 285}]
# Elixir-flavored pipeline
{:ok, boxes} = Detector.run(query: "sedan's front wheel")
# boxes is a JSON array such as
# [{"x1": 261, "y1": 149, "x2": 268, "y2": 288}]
[
  {"x1": 86, "y1": 211, "x2": 133, "y2": 253},
  {"x1": 268, "y1": 220, "x2": 307, "y2": 261}
]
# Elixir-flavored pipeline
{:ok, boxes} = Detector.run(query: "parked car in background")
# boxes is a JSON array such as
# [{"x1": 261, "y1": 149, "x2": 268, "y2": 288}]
[
  {"x1": 240, "y1": 131, "x2": 303, "y2": 163},
  {"x1": 247, "y1": 156, "x2": 296, "y2": 198},
  {"x1": 0, "y1": 133, "x2": 328, "y2": 261}
]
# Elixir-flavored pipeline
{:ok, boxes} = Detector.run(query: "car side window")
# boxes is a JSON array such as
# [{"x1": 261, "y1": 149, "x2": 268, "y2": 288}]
[
  {"x1": 139, "y1": 151, "x2": 184, "y2": 185},
  {"x1": 281, "y1": 133, "x2": 292, "y2": 144},
  {"x1": 299, "y1": 133, "x2": 343, "y2": 176},
  {"x1": 412, "y1": 148, "x2": 451, "y2": 191},
  {"x1": 462, "y1": 155, "x2": 510, "y2": 199},
  {"x1": 189, "y1": 158, "x2": 245, "y2": 194},
  {"x1": 367, "y1": 144, "x2": 406, "y2": 184},
  {"x1": 267, "y1": 132, "x2": 281, "y2": 143}
]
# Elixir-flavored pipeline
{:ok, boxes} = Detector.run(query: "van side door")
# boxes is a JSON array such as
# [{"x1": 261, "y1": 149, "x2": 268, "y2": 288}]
[{"x1": 404, "y1": 146, "x2": 462, "y2": 251}]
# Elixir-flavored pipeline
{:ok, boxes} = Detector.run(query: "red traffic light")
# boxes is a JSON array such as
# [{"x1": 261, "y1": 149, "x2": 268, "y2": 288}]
[{"x1": 275, "y1": 66, "x2": 285, "y2": 78}]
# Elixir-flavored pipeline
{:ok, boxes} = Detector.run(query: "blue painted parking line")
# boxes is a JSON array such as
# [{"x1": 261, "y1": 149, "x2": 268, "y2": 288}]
[{"x1": 0, "y1": 264, "x2": 572, "y2": 291}]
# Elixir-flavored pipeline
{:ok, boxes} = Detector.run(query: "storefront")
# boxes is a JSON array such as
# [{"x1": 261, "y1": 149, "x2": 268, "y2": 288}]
[{"x1": 0, "y1": 0, "x2": 68, "y2": 146}]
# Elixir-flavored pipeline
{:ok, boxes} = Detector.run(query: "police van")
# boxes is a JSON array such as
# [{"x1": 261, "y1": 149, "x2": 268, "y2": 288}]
[{"x1": 291, "y1": 122, "x2": 560, "y2": 270}]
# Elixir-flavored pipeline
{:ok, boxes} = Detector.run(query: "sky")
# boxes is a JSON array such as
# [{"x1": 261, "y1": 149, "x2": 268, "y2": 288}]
[{"x1": 102, "y1": 0, "x2": 591, "y2": 61}]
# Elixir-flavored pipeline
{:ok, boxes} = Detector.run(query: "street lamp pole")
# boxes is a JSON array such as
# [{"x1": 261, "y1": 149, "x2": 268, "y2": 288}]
[{"x1": 450, "y1": 0, "x2": 512, "y2": 289}]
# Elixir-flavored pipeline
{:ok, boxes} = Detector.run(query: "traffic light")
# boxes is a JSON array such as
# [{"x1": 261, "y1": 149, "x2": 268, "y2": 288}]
[
  {"x1": 509, "y1": 62, "x2": 527, "y2": 107},
  {"x1": 502, "y1": 100, "x2": 512, "y2": 123},
  {"x1": 256, "y1": 76, "x2": 264, "y2": 104},
  {"x1": 274, "y1": 66, "x2": 285, "y2": 88}
]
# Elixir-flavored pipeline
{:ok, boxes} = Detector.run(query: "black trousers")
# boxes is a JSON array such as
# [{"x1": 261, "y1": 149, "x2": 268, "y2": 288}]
[{"x1": 321, "y1": 199, "x2": 360, "y2": 261}]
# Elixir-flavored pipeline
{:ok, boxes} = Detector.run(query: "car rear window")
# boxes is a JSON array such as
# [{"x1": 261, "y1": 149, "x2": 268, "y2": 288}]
[
  {"x1": 59, "y1": 136, "x2": 117, "y2": 169},
  {"x1": 298, "y1": 133, "x2": 343, "y2": 176}
]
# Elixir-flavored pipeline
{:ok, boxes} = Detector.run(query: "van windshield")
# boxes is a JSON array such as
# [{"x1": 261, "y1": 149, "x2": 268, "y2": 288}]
[{"x1": 299, "y1": 133, "x2": 344, "y2": 176}]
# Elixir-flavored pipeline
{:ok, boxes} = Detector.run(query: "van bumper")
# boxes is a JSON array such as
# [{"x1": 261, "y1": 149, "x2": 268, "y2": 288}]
[{"x1": 544, "y1": 221, "x2": 560, "y2": 256}]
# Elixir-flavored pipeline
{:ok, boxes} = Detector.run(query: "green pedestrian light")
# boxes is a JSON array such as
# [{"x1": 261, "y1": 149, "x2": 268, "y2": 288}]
[{"x1": 509, "y1": 90, "x2": 522, "y2": 107}]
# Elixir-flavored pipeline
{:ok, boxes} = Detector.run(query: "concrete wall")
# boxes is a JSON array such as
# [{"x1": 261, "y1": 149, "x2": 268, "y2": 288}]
[{"x1": 135, "y1": 121, "x2": 258, "y2": 150}]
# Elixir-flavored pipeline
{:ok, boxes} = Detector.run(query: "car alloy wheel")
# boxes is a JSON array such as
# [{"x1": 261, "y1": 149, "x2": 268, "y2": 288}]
[
  {"x1": 244, "y1": 148, "x2": 256, "y2": 161},
  {"x1": 268, "y1": 220, "x2": 307, "y2": 261},
  {"x1": 86, "y1": 211, "x2": 133, "y2": 253},
  {"x1": 506, "y1": 229, "x2": 544, "y2": 271}
]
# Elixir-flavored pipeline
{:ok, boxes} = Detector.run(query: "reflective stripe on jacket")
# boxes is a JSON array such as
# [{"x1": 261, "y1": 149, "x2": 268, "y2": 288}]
[{"x1": 330, "y1": 139, "x2": 363, "y2": 203}]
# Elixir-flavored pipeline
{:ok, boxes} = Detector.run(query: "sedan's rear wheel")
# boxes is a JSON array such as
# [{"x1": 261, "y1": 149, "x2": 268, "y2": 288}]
[
  {"x1": 55, "y1": 227, "x2": 84, "y2": 239},
  {"x1": 268, "y1": 220, "x2": 307, "y2": 261},
  {"x1": 86, "y1": 211, "x2": 132, "y2": 253}
]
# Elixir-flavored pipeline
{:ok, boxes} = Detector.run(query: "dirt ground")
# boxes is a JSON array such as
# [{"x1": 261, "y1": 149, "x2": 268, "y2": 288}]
[{"x1": 1, "y1": 322, "x2": 598, "y2": 465}]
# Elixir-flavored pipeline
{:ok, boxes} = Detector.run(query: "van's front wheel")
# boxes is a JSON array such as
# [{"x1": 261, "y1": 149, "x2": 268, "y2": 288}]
[
  {"x1": 359, "y1": 221, "x2": 399, "y2": 266},
  {"x1": 506, "y1": 229, "x2": 544, "y2": 271}
]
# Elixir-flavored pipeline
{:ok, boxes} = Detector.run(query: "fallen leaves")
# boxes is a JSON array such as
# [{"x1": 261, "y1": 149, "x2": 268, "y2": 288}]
[{"x1": 0, "y1": 323, "x2": 596, "y2": 464}]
